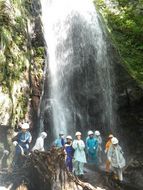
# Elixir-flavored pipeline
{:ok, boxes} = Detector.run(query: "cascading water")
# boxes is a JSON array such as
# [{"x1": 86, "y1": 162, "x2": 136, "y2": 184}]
[{"x1": 39, "y1": 0, "x2": 117, "y2": 140}]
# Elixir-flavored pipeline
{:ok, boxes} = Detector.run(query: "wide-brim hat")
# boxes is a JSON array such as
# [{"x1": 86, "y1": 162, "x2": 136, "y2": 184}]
[
  {"x1": 111, "y1": 137, "x2": 119, "y2": 144},
  {"x1": 66, "y1": 135, "x2": 72, "y2": 140},
  {"x1": 41, "y1": 132, "x2": 47, "y2": 138},
  {"x1": 95, "y1": 130, "x2": 100, "y2": 136},
  {"x1": 21, "y1": 123, "x2": 29, "y2": 129},
  {"x1": 88, "y1": 130, "x2": 94, "y2": 136},
  {"x1": 75, "y1": 131, "x2": 81, "y2": 136},
  {"x1": 108, "y1": 134, "x2": 114, "y2": 138}
]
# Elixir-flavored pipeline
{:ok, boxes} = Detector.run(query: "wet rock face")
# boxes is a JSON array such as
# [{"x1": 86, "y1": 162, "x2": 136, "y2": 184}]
[
  {"x1": 124, "y1": 158, "x2": 143, "y2": 189},
  {"x1": 40, "y1": 6, "x2": 143, "y2": 141},
  {"x1": 40, "y1": 10, "x2": 116, "y2": 138}
]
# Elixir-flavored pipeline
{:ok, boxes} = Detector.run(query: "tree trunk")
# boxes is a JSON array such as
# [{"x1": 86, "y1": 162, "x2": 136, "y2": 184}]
[{"x1": 4, "y1": 148, "x2": 105, "y2": 190}]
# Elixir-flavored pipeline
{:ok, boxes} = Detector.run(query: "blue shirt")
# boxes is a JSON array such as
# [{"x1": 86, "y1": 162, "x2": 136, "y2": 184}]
[
  {"x1": 65, "y1": 143, "x2": 74, "y2": 158},
  {"x1": 16, "y1": 131, "x2": 32, "y2": 153},
  {"x1": 86, "y1": 137, "x2": 98, "y2": 154},
  {"x1": 17, "y1": 131, "x2": 32, "y2": 148},
  {"x1": 54, "y1": 137, "x2": 65, "y2": 148}
]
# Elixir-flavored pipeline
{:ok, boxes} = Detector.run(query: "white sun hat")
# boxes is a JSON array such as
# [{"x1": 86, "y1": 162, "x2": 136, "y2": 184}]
[
  {"x1": 66, "y1": 135, "x2": 72, "y2": 140},
  {"x1": 75, "y1": 131, "x2": 81, "y2": 136},
  {"x1": 21, "y1": 123, "x2": 29, "y2": 130},
  {"x1": 41, "y1": 132, "x2": 47, "y2": 138},
  {"x1": 108, "y1": 134, "x2": 114, "y2": 138},
  {"x1": 88, "y1": 130, "x2": 94, "y2": 136},
  {"x1": 111, "y1": 137, "x2": 119, "y2": 145},
  {"x1": 95, "y1": 130, "x2": 100, "y2": 136}
]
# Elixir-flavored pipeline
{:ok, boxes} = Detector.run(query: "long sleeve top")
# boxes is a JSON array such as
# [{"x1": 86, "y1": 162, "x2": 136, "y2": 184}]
[
  {"x1": 108, "y1": 144, "x2": 126, "y2": 168},
  {"x1": 72, "y1": 139, "x2": 87, "y2": 163}
]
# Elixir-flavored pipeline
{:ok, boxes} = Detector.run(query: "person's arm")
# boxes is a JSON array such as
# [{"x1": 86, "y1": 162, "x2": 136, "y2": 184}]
[
  {"x1": 119, "y1": 146, "x2": 124, "y2": 155},
  {"x1": 61, "y1": 138, "x2": 65, "y2": 147},
  {"x1": 72, "y1": 140, "x2": 78, "y2": 149},
  {"x1": 99, "y1": 136, "x2": 102, "y2": 145},
  {"x1": 107, "y1": 146, "x2": 112, "y2": 162},
  {"x1": 28, "y1": 132, "x2": 32, "y2": 143},
  {"x1": 105, "y1": 141, "x2": 109, "y2": 153},
  {"x1": 94, "y1": 139, "x2": 98, "y2": 150},
  {"x1": 71, "y1": 146, "x2": 75, "y2": 157},
  {"x1": 54, "y1": 139, "x2": 58, "y2": 147},
  {"x1": 86, "y1": 138, "x2": 89, "y2": 150}
]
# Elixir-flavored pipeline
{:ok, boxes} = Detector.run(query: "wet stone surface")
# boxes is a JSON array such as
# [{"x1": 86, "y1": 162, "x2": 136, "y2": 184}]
[{"x1": 83, "y1": 163, "x2": 143, "y2": 190}]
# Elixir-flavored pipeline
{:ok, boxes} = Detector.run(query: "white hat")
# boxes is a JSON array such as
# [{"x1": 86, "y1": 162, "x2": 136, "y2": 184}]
[
  {"x1": 108, "y1": 134, "x2": 114, "y2": 138},
  {"x1": 66, "y1": 135, "x2": 72, "y2": 140},
  {"x1": 21, "y1": 123, "x2": 29, "y2": 129},
  {"x1": 59, "y1": 131, "x2": 64, "y2": 135},
  {"x1": 95, "y1": 130, "x2": 100, "y2": 136},
  {"x1": 3, "y1": 150, "x2": 9, "y2": 155},
  {"x1": 111, "y1": 137, "x2": 119, "y2": 145},
  {"x1": 88, "y1": 130, "x2": 94, "y2": 136},
  {"x1": 75, "y1": 131, "x2": 81, "y2": 136},
  {"x1": 41, "y1": 132, "x2": 47, "y2": 138}
]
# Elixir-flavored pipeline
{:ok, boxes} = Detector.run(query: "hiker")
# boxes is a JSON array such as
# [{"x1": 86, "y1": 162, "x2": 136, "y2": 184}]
[
  {"x1": 86, "y1": 130, "x2": 93, "y2": 154},
  {"x1": 32, "y1": 132, "x2": 47, "y2": 151},
  {"x1": 12, "y1": 123, "x2": 32, "y2": 169},
  {"x1": 54, "y1": 131, "x2": 65, "y2": 148},
  {"x1": 72, "y1": 132, "x2": 86, "y2": 177},
  {"x1": 86, "y1": 130, "x2": 98, "y2": 164},
  {"x1": 95, "y1": 130, "x2": 103, "y2": 164},
  {"x1": 65, "y1": 135, "x2": 74, "y2": 172},
  {"x1": 108, "y1": 137, "x2": 126, "y2": 181},
  {"x1": 105, "y1": 134, "x2": 113, "y2": 172}
]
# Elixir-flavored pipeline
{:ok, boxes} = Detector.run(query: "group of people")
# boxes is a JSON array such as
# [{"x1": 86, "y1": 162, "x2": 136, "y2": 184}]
[
  {"x1": 12, "y1": 123, "x2": 126, "y2": 182},
  {"x1": 53, "y1": 130, "x2": 126, "y2": 181}
]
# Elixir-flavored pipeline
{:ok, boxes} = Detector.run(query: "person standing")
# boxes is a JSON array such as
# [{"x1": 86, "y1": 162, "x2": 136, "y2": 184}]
[
  {"x1": 32, "y1": 132, "x2": 47, "y2": 151},
  {"x1": 105, "y1": 134, "x2": 113, "y2": 172},
  {"x1": 72, "y1": 132, "x2": 86, "y2": 177},
  {"x1": 108, "y1": 137, "x2": 126, "y2": 181},
  {"x1": 95, "y1": 130, "x2": 103, "y2": 164},
  {"x1": 54, "y1": 131, "x2": 65, "y2": 148},
  {"x1": 64, "y1": 136, "x2": 74, "y2": 172},
  {"x1": 86, "y1": 131, "x2": 98, "y2": 164},
  {"x1": 12, "y1": 123, "x2": 32, "y2": 169}
]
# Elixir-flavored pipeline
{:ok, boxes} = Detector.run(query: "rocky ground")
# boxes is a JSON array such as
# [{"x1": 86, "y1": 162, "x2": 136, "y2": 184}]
[
  {"x1": 0, "y1": 156, "x2": 143, "y2": 190},
  {"x1": 84, "y1": 158, "x2": 143, "y2": 190}
]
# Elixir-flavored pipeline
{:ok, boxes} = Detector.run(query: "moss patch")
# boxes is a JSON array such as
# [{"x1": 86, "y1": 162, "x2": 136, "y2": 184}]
[{"x1": 95, "y1": 0, "x2": 143, "y2": 86}]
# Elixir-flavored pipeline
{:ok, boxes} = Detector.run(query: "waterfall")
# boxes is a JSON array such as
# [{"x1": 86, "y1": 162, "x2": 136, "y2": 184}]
[{"x1": 39, "y1": 0, "x2": 117, "y2": 139}]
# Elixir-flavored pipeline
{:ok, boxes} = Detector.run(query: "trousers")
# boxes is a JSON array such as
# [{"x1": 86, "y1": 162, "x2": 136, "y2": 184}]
[
  {"x1": 66, "y1": 156, "x2": 73, "y2": 172},
  {"x1": 73, "y1": 161, "x2": 84, "y2": 175},
  {"x1": 113, "y1": 167, "x2": 123, "y2": 181},
  {"x1": 106, "y1": 159, "x2": 111, "y2": 172}
]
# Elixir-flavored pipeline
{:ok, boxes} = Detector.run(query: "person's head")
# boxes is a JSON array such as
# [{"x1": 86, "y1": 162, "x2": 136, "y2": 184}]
[
  {"x1": 95, "y1": 130, "x2": 100, "y2": 137},
  {"x1": 111, "y1": 137, "x2": 118, "y2": 146},
  {"x1": 66, "y1": 136, "x2": 72, "y2": 143},
  {"x1": 40, "y1": 132, "x2": 47, "y2": 139},
  {"x1": 88, "y1": 130, "x2": 94, "y2": 138},
  {"x1": 108, "y1": 134, "x2": 114, "y2": 141},
  {"x1": 59, "y1": 131, "x2": 64, "y2": 138},
  {"x1": 21, "y1": 123, "x2": 29, "y2": 132},
  {"x1": 75, "y1": 131, "x2": 82, "y2": 140}
]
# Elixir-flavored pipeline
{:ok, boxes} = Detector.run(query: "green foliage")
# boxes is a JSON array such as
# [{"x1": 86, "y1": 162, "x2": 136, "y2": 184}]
[
  {"x1": 0, "y1": 1, "x2": 29, "y2": 92},
  {"x1": 16, "y1": 93, "x2": 29, "y2": 119},
  {"x1": 95, "y1": 0, "x2": 143, "y2": 85},
  {"x1": 0, "y1": 0, "x2": 30, "y2": 125},
  {"x1": 0, "y1": 0, "x2": 45, "y2": 125}
]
